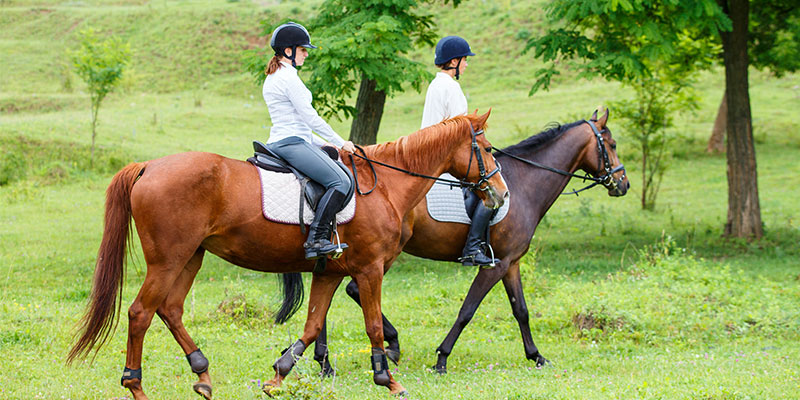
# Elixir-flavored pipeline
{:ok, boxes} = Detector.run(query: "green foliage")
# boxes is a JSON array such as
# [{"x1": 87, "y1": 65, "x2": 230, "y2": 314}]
[
  {"x1": 243, "y1": 1, "x2": 453, "y2": 121},
  {"x1": 525, "y1": 0, "x2": 730, "y2": 92},
  {"x1": 70, "y1": 27, "x2": 130, "y2": 166},
  {"x1": 0, "y1": 150, "x2": 26, "y2": 186},
  {"x1": 0, "y1": 136, "x2": 128, "y2": 188},
  {"x1": 748, "y1": 0, "x2": 800, "y2": 75},
  {"x1": 612, "y1": 66, "x2": 699, "y2": 210},
  {"x1": 270, "y1": 375, "x2": 337, "y2": 399}
]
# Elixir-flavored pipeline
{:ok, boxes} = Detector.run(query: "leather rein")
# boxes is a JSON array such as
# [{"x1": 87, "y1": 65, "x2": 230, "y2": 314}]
[
  {"x1": 347, "y1": 124, "x2": 500, "y2": 196},
  {"x1": 491, "y1": 119, "x2": 626, "y2": 196}
]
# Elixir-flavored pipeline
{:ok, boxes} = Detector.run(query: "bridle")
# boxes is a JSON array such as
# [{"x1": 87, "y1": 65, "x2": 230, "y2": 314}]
[
  {"x1": 464, "y1": 123, "x2": 501, "y2": 193},
  {"x1": 491, "y1": 119, "x2": 626, "y2": 196},
  {"x1": 347, "y1": 123, "x2": 500, "y2": 195}
]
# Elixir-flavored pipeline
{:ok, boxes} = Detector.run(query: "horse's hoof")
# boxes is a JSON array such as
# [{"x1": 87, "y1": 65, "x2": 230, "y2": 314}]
[
  {"x1": 534, "y1": 354, "x2": 551, "y2": 368},
  {"x1": 431, "y1": 365, "x2": 447, "y2": 375},
  {"x1": 393, "y1": 389, "x2": 409, "y2": 398},
  {"x1": 262, "y1": 383, "x2": 282, "y2": 398},
  {"x1": 192, "y1": 382, "x2": 212, "y2": 399},
  {"x1": 320, "y1": 366, "x2": 336, "y2": 378},
  {"x1": 386, "y1": 349, "x2": 401, "y2": 365}
]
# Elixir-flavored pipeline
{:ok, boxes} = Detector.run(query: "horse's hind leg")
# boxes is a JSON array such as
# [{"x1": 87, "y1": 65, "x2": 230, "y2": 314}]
[
  {"x1": 314, "y1": 320, "x2": 335, "y2": 377},
  {"x1": 123, "y1": 265, "x2": 186, "y2": 400},
  {"x1": 263, "y1": 274, "x2": 343, "y2": 395},
  {"x1": 155, "y1": 248, "x2": 213, "y2": 399},
  {"x1": 123, "y1": 234, "x2": 202, "y2": 400}
]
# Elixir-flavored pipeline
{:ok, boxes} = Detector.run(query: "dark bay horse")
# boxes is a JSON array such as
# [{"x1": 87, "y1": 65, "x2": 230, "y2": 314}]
[
  {"x1": 313, "y1": 109, "x2": 629, "y2": 374},
  {"x1": 67, "y1": 112, "x2": 507, "y2": 399}
]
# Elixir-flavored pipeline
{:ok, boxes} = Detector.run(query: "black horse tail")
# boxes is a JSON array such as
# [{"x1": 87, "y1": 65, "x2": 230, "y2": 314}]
[{"x1": 275, "y1": 273, "x2": 304, "y2": 324}]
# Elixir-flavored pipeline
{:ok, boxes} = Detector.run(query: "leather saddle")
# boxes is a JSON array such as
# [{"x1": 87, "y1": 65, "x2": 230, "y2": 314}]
[{"x1": 247, "y1": 141, "x2": 355, "y2": 213}]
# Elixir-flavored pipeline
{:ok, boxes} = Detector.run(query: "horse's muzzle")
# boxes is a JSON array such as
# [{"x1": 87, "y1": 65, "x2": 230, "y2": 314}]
[
  {"x1": 483, "y1": 186, "x2": 508, "y2": 209},
  {"x1": 608, "y1": 177, "x2": 630, "y2": 197}
]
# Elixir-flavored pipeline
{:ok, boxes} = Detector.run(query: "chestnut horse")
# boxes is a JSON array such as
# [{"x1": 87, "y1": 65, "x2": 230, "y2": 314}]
[
  {"x1": 313, "y1": 109, "x2": 629, "y2": 374},
  {"x1": 67, "y1": 112, "x2": 507, "y2": 399}
]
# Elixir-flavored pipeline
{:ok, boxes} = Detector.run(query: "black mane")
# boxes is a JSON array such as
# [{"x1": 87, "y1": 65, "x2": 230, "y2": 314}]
[{"x1": 500, "y1": 120, "x2": 585, "y2": 153}]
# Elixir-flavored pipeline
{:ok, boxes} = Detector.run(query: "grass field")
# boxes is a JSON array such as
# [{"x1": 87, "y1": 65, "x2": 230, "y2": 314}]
[{"x1": 1, "y1": 0, "x2": 799, "y2": 399}]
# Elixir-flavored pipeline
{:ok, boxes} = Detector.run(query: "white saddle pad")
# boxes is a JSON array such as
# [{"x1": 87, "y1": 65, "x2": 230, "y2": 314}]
[
  {"x1": 257, "y1": 167, "x2": 356, "y2": 225},
  {"x1": 425, "y1": 173, "x2": 510, "y2": 226}
]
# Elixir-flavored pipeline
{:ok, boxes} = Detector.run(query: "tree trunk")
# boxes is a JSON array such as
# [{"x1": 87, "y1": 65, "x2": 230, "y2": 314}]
[
  {"x1": 719, "y1": 0, "x2": 763, "y2": 238},
  {"x1": 349, "y1": 74, "x2": 386, "y2": 145},
  {"x1": 706, "y1": 92, "x2": 727, "y2": 153}
]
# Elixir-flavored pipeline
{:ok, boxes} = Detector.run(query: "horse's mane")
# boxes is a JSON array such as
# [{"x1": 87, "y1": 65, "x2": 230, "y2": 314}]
[
  {"x1": 357, "y1": 114, "x2": 481, "y2": 173},
  {"x1": 501, "y1": 120, "x2": 585, "y2": 154}
]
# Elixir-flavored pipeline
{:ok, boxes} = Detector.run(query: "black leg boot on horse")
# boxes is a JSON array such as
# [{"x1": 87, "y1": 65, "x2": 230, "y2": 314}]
[
  {"x1": 459, "y1": 200, "x2": 500, "y2": 267},
  {"x1": 304, "y1": 188, "x2": 348, "y2": 260}
]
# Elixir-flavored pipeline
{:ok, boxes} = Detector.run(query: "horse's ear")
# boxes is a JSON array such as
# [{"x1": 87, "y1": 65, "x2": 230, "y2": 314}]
[
  {"x1": 597, "y1": 107, "x2": 609, "y2": 129},
  {"x1": 477, "y1": 108, "x2": 491, "y2": 128},
  {"x1": 590, "y1": 109, "x2": 598, "y2": 121}
]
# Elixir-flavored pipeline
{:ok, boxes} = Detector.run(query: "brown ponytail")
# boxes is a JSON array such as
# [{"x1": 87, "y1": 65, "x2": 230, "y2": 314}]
[{"x1": 265, "y1": 55, "x2": 283, "y2": 76}]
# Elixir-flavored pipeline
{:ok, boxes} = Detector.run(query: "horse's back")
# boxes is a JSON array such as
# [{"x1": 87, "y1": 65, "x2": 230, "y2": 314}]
[{"x1": 130, "y1": 152, "x2": 259, "y2": 232}]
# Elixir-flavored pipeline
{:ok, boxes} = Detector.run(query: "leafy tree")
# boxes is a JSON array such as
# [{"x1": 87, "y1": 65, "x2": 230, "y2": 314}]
[
  {"x1": 244, "y1": 0, "x2": 460, "y2": 145},
  {"x1": 613, "y1": 70, "x2": 698, "y2": 210},
  {"x1": 526, "y1": 0, "x2": 799, "y2": 238},
  {"x1": 71, "y1": 28, "x2": 130, "y2": 167},
  {"x1": 707, "y1": 0, "x2": 800, "y2": 152}
]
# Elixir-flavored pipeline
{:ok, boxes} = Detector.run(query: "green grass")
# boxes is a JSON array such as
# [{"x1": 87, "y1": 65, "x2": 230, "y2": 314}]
[{"x1": 1, "y1": 0, "x2": 799, "y2": 399}]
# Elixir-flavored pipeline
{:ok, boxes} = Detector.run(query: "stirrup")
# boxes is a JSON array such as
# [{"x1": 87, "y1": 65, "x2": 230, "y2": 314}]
[
  {"x1": 330, "y1": 228, "x2": 347, "y2": 259},
  {"x1": 458, "y1": 243, "x2": 498, "y2": 267}
]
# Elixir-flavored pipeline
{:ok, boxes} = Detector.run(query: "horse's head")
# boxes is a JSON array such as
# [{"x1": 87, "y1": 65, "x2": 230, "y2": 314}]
[
  {"x1": 578, "y1": 108, "x2": 630, "y2": 197},
  {"x1": 449, "y1": 110, "x2": 508, "y2": 209}
]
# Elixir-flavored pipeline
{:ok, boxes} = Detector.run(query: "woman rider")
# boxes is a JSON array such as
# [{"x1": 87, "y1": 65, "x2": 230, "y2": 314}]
[
  {"x1": 421, "y1": 35, "x2": 500, "y2": 267},
  {"x1": 262, "y1": 22, "x2": 356, "y2": 260}
]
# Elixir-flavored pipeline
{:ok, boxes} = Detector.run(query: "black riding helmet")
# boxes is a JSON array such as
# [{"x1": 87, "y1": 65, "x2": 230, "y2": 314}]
[
  {"x1": 270, "y1": 22, "x2": 317, "y2": 67},
  {"x1": 434, "y1": 36, "x2": 475, "y2": 80}
]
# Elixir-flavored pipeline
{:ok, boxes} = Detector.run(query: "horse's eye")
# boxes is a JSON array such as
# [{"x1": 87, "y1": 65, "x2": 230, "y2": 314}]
[
  {"x1": 610, "y1": 143, "x2": 617, "y2": 150},
  {"x1": 485, "y1": 146, "x2": 492, "y2": 152}
]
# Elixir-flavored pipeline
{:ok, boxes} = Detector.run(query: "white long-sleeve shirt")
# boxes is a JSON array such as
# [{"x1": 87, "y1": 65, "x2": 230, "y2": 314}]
[
  {"x1": 420, "y1": 71, "x2": 468, "y2": 129},
  {"x1": 262, "y1": 61, "x2": 346, "y2": 147}
]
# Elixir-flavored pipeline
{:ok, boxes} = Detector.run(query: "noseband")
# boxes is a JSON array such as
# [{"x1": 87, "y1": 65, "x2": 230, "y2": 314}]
[{"x1": 491, "y1": 120, "x2": 626, "y2": 196}]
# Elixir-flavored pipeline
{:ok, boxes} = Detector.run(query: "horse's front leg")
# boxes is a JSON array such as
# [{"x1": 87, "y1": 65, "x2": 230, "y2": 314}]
[
  {"x1": 434, "y1": 259, "x2": 509, "y2": 374},
  {"x1": 263, "y1": 273, "x2": 343, "y2": 395},
  {"x1": 502, "y1": 260, "x2": 548, "y2": 367},
  {"x1": 353, "y1": 266, "x2": 407, "y2": 395},
  {"x1": 344, "y1": 279, "x2": 401, "y2": 363}
]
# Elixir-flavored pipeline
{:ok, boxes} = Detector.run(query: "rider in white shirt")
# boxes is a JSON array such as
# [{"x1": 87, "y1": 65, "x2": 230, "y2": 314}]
[
  {"x1": 262, "y1": 22, "x2": 356, "y2": 260},
  {"x1": 421, "y1": 36, "x2": 500, "y2": 267},
  {"x1": 420, "y1": 70, "x2": 468, "y2": 129}
]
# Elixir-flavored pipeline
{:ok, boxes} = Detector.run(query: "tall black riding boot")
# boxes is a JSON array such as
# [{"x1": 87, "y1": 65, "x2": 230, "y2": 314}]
[
  {"x1": 460, "y1": 203, "x2": 500, "y2": 267},
  {"x1": 304, "y1": 189, "x2": 349, "y2": 260}
]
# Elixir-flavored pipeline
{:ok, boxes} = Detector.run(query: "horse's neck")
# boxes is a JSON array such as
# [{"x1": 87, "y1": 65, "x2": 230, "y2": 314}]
[
  {"x1": 505, "y1": 126, "x2": 592, "y2": 215},
  {"x1": 363, "y1": 130, "x2": 459, "y2": 213}
]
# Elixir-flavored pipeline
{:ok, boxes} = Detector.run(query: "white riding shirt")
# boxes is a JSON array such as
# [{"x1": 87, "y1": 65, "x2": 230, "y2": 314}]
[
  {"x1": 262, "y1": 61, "x2": 346, "y2": 147},
  {"x1": 420, "y1": 71, "x2": 468, "y2": 129}
]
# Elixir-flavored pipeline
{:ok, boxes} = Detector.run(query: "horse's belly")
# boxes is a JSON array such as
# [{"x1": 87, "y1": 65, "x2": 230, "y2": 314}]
[{"x1": 403, "y1": 226, "x2": 466, "y2": 261}]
